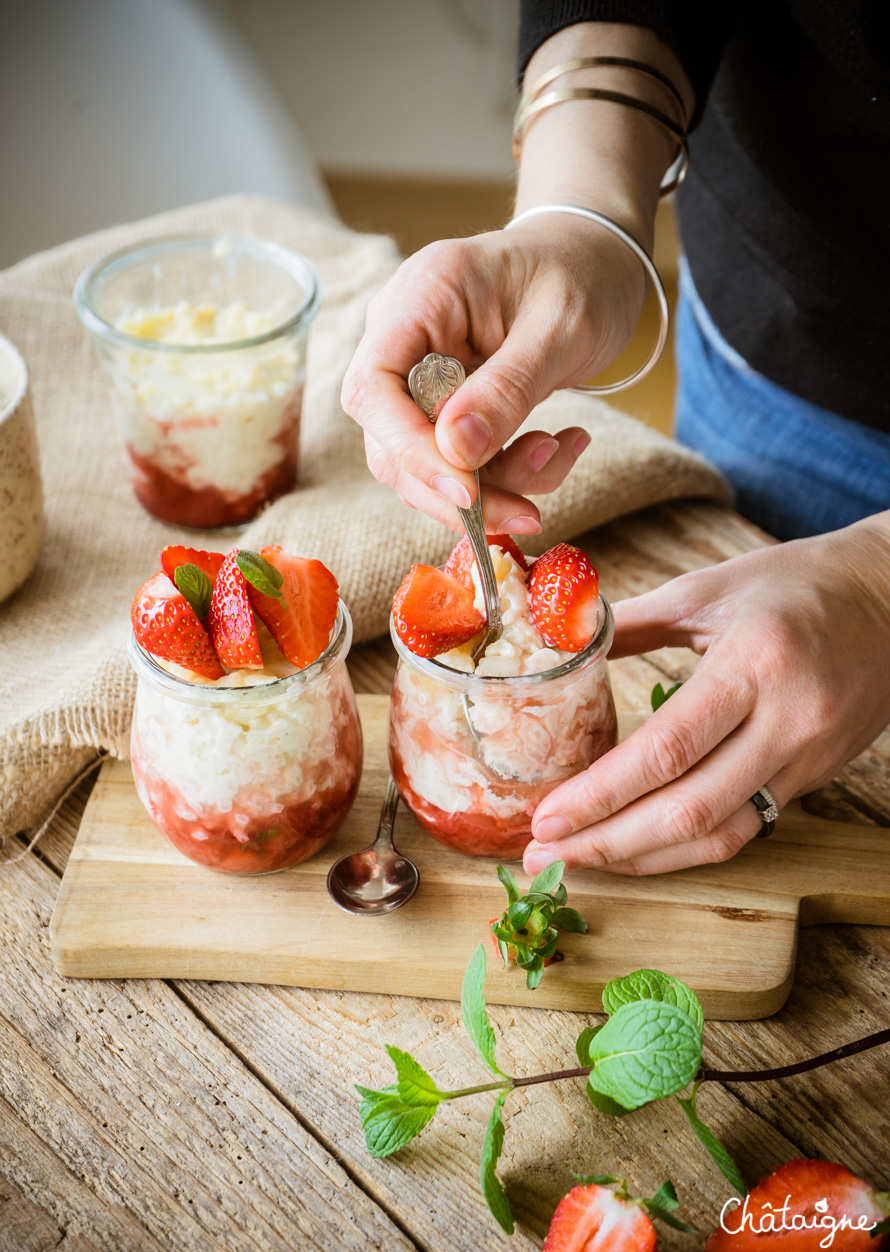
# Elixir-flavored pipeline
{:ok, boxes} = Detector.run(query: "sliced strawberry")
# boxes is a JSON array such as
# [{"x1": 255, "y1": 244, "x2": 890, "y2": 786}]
[
  {"x1": 444, "y1": 533, "x2": 528, "y2": 591},
  {"x1": 160, "y1": 545, "x2": 225, "y2": 586},
  {"x1": 544, "y1": 1184, "x2": 656, "y2": 1251},
  {"x1": 706, "y1": 1159, "x2": 890, "y2": 1249},
  {"x1": 131, "y1": 572, "x2": 224, "y2": 680},
  {"x1": 206, "y1": 550, "x2": 263, "y2": 669},
  {"x1": 245, "y1": 545, "x2": 339, "y2": 669},
  {"x1": 528, "y1": 543, "x2": 599, "y2": 653},
  {"x1": 392, "y1": 564, "x2": 485, "y2": 658}
]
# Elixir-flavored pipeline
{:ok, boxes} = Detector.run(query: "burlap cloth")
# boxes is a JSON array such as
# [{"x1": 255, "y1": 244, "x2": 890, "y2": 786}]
[{"x1": 0, "y1": 194, "x2": 729, "y2": 844}]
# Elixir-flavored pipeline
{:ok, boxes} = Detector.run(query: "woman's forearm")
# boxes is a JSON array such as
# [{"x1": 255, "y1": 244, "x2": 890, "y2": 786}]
[{"x1": 515, "y1": 22, "x2": 696, "y2": 249}]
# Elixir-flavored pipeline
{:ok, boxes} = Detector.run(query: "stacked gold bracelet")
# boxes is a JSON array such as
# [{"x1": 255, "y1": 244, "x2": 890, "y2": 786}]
[{"x1": 513, "y1": 56, "x2": 689, "y2": 196}]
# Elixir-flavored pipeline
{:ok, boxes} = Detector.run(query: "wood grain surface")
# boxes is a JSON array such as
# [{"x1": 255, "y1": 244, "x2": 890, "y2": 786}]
[
  {"x1": 4, "y1": 502, "x2": 889, "y2": 1252},
  {"x1": 50, "y1": 700, "x2": 890, "y2": 1019}
]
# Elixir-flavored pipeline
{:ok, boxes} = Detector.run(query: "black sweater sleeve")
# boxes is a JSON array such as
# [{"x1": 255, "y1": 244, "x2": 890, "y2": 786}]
[{"x1": 517, "y1": 1, "x2": 737, "y2": 124}]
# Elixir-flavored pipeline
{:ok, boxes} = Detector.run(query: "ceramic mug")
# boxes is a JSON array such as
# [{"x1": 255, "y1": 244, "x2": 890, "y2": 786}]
[{"x1": 0, "y1": 333, "x2": 44, "y2": 602}]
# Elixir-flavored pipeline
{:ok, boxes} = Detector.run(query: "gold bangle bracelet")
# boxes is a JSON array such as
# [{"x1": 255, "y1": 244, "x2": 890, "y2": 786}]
[
  {"x1": 518, "y1": 56, "x2": 688, "y2": 130},
  {"x1": 505, "y1": 204, "x2": 669, "y2": 395},
  {"x1": 512, "y1": 87, "x2": 689, "y2": 196}
]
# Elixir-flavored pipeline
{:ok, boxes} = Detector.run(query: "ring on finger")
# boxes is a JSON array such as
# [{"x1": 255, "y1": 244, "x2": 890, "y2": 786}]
[{"x1": 750, "y1": 785, "x2": 779, "y2": 838}]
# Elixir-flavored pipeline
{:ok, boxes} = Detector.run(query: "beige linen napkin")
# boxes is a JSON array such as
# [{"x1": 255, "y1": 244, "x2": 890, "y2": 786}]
[{"x1": 0, "y1": 194, "x2": 729, "y2": 844}]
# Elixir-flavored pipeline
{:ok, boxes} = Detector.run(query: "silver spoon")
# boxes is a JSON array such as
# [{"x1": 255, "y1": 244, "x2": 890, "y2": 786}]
[
  {"x1": 407, "y1": 352, "x2": 502, "y2": 662},
  {"x1": 326, "y1": 776, "x2": 420, "y2": 915}
]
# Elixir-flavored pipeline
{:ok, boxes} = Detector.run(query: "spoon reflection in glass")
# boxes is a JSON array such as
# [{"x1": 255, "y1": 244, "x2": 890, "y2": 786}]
[{"x1": 326, "y1": 776, "x2": 419, "y2": 915}]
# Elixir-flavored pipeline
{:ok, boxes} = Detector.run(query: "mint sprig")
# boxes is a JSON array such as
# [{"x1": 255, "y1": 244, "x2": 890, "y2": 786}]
[
  {"x1": 602, "y1": 968, "x2": 704, "y2": 1034},
  {"x1": 651, "y1": 679, "x2": 683, "y2": 710},
  {"x1": 490, "y1": 859, "x2": 588, "y2": 990},
  {"x1": 675, "y1": 1081, "x2": 746, "y2": 1193},
  {"x1": 173, "y1": 563, "x2": 212, "y2": 620},
  {"x1": 462, "y1": 943, "x2": 505, "y2": 1076},
  {"x1": 480, "y1": 1092, "x2": 512, "y2": 1234},
  {"x1": 586, "y1": 999, "x2": 702, "y2": 1111},
  {"x1": 235, "y1": 549, "x2": 284, "y2": 599}
]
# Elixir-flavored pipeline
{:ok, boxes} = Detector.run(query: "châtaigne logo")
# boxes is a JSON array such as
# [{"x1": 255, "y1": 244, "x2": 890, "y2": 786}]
[{"x1": 721, "y1": 1194, "x2": 877, "y2": 1247}]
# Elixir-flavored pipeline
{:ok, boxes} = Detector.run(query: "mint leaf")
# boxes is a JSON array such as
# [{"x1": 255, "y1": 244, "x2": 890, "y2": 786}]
[
  {"x1": 575, "y1": 1025, "x2": 601, "y2": 1066},
  {"x1": 236, "y1": 549, "x2": 284, "y2": 599},
  {"x1": 585, "y1": 1080, "x2": 631, "y2": 1117},
  {"x1": 587, "y1": 1000, "x2": 702, "y2": 1110},
  {"x1": 552, "y1": 907, "x2": 589, "y2": 934},
  {"x1": 173, "y1": 563, "x2": 212, "y2": 620},
  {"x1": 675, "y1": 1084, "x2": 745, "y2": 1193},
  {"x1": 480, "y1": 1091, "x2": 513, "y2": 1234},
  {"x1": 461, "y1": 944, "x2": 505, "y2": 1077},
  {"x1": 496, "y1": 864, "x2": 520, "y2": 906},
  {"x1": 530, "y1": 859, "x2": 565, "y2": 896},
  {"x1": 651, "y1": 680, "x2": 682, "y2": 711},
  {"x1": 602, "y1": 969, "x2": 704, "y2": 1035},
  {"x1": 384, "y1": 1045, "x2": 443, "y2": 1106},
  {"x1": 356, "y1": 1085, "x2": 437, "y2": 1158}
]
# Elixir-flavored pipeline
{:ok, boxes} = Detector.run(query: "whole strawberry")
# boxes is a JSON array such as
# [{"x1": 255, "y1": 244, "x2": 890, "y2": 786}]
[
  {"x1": 392, "y1": 564, "x2": 484, "y2": 658},
  {"x1": 707, "y1": 1160, "x2": 890, "y2": 1249},
  {"x1": 528, "y1": 543, "x2": 599, "y2": 653},
  {"x1": 131, "y1": 573, "x2": 224, "y2": 680},
  {"x1": 206, "y1": 549, "x2": 263, "y2": 670},
  {"x1": 545, "y1": 1176, "x2": 694, "y2": 1250}
]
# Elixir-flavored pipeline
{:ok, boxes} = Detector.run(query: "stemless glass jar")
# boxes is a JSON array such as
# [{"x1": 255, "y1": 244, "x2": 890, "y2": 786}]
[
  {"x1": 74, "y1": 235, "x2": 320, "y2": 529},
  {"x1": 127, "y1": 602, "x2": 362, "y2": 874},
  {"x1": 388, "y1": 597, "x2": 618, "y2": 860}
]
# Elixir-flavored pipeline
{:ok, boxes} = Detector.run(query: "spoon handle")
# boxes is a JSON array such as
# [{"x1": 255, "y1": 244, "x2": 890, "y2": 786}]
[
  {"x1": 458, "y1": 476, "x2": 502, "y2": 659},
  {"x1": 374, "y1": 775, "x2": 400, "y2": 849}
]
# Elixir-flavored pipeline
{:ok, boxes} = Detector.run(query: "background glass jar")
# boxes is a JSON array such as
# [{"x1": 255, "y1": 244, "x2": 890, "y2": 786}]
[
  {"x1": 128, "y1": 601, "x2": 361, "y2": 874},
  {"x1": 74, "y1": 235, "x2": 320, "y2": 529},
  {"x1": 388, "y1": 597, "x2": 618, "y2": 860}
]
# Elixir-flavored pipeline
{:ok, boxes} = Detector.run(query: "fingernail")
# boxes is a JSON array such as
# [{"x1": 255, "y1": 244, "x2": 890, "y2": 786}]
[
  {"x1": 431, "y1": 475, "x2": 473, "y2": 509},
  {"x1": 450, "y1": 413, "x2": 492, "y2": 465},
  {"x1": 533, "y1": 815, "x2": 573, "y2": 842},
  {"x1": 574, "y1": 431, "x2": 592, "y2": 457},
  {"x1": 502, "y1": 515, "x2": 542, "y2": 535},
  {"x1": 530, "y1": 437, "x2": 560, "y2": 473},
  {"x1": 523, "y1": 843, "x2": 558, "y2": 875}
]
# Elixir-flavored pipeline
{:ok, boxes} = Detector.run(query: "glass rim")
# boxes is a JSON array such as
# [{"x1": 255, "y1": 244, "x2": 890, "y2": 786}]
[
  {"x1": 73, "y1": 233, "x2": 322, "y2": 354},
  {"x1": 389, "y1": 593, "x2": 614, "y2": 690},
  {"x1": 128, "y1": 598, "x2": 352, "y2": 704}
]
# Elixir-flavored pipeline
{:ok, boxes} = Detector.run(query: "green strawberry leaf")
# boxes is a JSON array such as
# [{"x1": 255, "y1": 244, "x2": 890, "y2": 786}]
[
  {"x1": 642, "y1": 1201, "x2": 698, "y2": 1234},
  {"x1": 651, "y1": 680, "x2": 683, "y2": 711},
  {"x1": 355, "y1": 1085, "x2": 438, "y2": 1158},
  {"x1": 530, "y1": 859, "x2": 565, "y2": 896},
  {"x1": 507, "y1": 899, "x2": 534, "y2": 930},
  {"x1": 173, "y1": 563, "x2": 213, "y2": 620},
  {"x1": 870, "y1": 1219, "x2": 890, "y2": 1237},
  {"x1": 496, "y1": 864, "x2": 520, "y2": 905},
  {"x1": 649, "y1": 1180, "x2": 680, "y2": 1210},
  {"x1": 585, "y1": 1079, "x2": 631, "y2": 1117},
  {"x1": 236, "y1": 549, "x2": 284, "y2": 599},
  {"x1": 587, "y1": 1000, "x2": 702, "y2": 1110},
  {"x1": 602, "y1": 969, "x2": 704, "y2": 1035},
  {"x1": 461, "y1": 944, "x2": 505, "y2": 1077},
  {"x1": 552, "y1": 907, "x2": 589, "y2": 934},
  {"x1": 572, "y1": 1173, "x2": 620, "y2": 1185},
  {"x1": 553, "y1": 883, "x2": 568, "y2": 907},
  {"x1": 675, "y1": 1083, "x2": 745, "y2": 1193},
  {"x1": 515, "y1": 946, "x2": 539, "y2": 970},
  {"x1": 526, "y1": 964, "x2": 544, "y2": 991},
  {"x1": 480, "y1": 1092, "x2": 513, "y2": 1234},
  {"x1": 384, "y1": 1045, "x2": 443, "y2": 1106}
]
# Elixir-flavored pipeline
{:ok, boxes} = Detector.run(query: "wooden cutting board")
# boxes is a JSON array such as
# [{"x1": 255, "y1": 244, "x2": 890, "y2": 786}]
[{"x1": 50, "y1": 694, "x2": 890, "y2": 1019}]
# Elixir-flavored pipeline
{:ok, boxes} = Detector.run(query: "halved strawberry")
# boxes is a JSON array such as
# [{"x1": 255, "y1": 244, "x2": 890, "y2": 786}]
[
  {"x1": 706, "y1": 1160, "x2": 890, "y2": 1249},
  {"x1": 160, "y1": 545, "x2": 225, "y2": 587},
  {"x1": 246, "y1": 545, "x2": 339, "y2": 669},
  {"x1": 444, "y1": 533, "x2": 529, "y2": 591},
  {"x1": 528, "y1": 543, "x2": 599, "y2": 653},
  {"x1": 544, "y1": 1183, "x2": 656, "y2": 1251},
  {"x1": 131, "y1": 572, "x2": 224, "y2": 680},
  {"x1": 392, "y1": 564, "x2": 485, "y2": 658},
  {"x1": 206, "y1": 550, "x2": 263, "y2": 669}
]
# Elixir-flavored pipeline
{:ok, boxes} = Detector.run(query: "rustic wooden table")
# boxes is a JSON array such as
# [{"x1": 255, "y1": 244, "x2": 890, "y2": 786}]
[{"x1": 2, "y1": 501, "x2": 888, "y2": 1252}]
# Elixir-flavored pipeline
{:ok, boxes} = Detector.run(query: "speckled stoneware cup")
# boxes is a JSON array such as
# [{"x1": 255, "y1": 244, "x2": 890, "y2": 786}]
[{"x1": 0, "y1": 334, "x2": 44, "y2": 602}]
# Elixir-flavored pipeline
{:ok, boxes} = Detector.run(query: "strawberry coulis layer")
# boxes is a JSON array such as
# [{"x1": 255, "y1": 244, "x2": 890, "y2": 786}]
[{"x1": 126, "y1": 405, "x2": 300, "y2": 528}]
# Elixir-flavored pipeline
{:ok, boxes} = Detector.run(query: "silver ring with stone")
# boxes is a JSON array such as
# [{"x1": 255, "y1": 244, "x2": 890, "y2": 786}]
[{"x1": 750, "y1": 785, "x2": 779, "y2": 838}]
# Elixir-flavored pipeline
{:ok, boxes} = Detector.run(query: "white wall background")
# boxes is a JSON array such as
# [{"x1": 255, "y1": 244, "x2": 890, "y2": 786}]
[{"x1": 227, "y1": 0, "x2": 520, "y2": 178}]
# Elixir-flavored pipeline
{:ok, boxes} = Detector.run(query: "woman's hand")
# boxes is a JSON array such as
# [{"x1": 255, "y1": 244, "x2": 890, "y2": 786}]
[
  {"x1": 341, "y1": 215, "x2": 646, "y2": 532},
  {"x1": 524, "y1": 514, "x2": 890, "y2": 876}
]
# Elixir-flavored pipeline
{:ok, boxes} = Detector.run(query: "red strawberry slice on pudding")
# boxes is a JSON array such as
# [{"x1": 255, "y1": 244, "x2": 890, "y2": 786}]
[
  {"x1": 246, "y1": 545, "x2": 339, "y2": 670},
  {"x1": 392, "y1": 564, "x2": 485, "y2": 658},
  {"x1": 528, "y1": 543, "x2": 599, "y2": 653},
  {"x1": 544, "y1": 1183, "x2": 656, "y2": 1251},
  {"x1": 706, "y1": 1159, "x2": 890, "y2": 1249},
  {"x1": 131, "y1": 572, "x2": 224, "y2": 680},
  {"x1": 207, "y1": 550, "x2": 263, "y2": 669},
  {"x1": 160, "y1": 545, "x2": 225, "y2": 587},
  {"x1": 444, "y1": 533, "x2": 528, "y2": 591}
]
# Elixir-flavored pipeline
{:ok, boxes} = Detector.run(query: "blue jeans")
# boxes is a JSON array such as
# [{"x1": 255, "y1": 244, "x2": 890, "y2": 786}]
[{"x1": 674, "y1": 261, "x2": 890, "y2": 540}]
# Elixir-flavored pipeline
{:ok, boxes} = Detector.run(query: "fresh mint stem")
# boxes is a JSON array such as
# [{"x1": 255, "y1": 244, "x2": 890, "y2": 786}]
[{"x1": 698, "y1": 1027, "x2": 890, "y2": 1083}]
